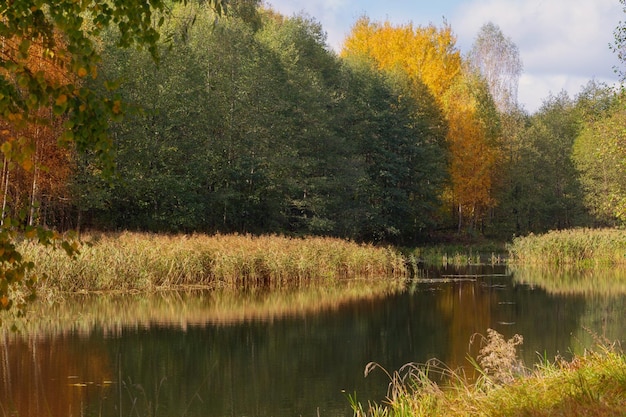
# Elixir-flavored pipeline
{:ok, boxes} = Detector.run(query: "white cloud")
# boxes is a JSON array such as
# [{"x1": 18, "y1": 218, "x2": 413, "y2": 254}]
[{"x1": 452, "y1": 0, "x2": 623, "y2": 112}]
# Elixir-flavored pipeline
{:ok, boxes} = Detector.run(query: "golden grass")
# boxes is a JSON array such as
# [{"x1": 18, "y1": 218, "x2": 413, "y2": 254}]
[
  {"x1": 507, "y1": 228, "x2": 626, "y2": 296},
  {"x1": 351, "y1": 331, "x2": 626, "y2": 417},
  {"x1": 16, "y1": 232, "x2": 407, "y2": 296}
]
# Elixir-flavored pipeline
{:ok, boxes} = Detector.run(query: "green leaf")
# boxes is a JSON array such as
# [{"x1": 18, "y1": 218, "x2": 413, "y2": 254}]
[
  {"x1": 0, "y1": 141, "x2": 11, "y2": 157},
  {"x1": 18, "y1": 39, "x2": 31, "y2": 59}
]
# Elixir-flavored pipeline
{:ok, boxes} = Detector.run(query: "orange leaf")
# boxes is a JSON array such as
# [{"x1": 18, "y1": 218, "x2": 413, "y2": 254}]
[
  {"x1": 55, "y1": 94, "x2": 67, "y2": 106},
  {"x1": 21, "y1": 159, "x2": 33, "y2": 171}
]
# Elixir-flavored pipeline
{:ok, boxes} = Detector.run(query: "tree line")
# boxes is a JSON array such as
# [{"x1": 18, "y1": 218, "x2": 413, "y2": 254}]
[{"x1": 2, "y1": 0, "x2": 625, "y2": 245}]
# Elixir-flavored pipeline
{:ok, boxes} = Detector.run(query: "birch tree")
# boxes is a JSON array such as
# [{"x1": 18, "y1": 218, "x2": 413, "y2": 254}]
[{"x1": 468, "y1": 22, "x2": 523, "y2": 113}]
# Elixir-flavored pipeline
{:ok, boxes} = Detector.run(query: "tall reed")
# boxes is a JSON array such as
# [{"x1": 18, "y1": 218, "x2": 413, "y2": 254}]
[
  {"x1": 411, "y1": 242, "x2": 506, "y2": 267},
  {"x1": 17, "y1": 232, "x2": 407, "y2": 295},
  {"x1": 508, "y1": 228, "x2": 626, "y2": 266}
]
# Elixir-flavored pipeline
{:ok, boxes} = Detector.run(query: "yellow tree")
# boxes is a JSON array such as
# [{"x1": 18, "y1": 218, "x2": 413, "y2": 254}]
[
  {"x1": 342, "y1": 17, "x2": 502, "y2": 232},
  {"x1": 341, "y1": 16, "x2": 461, "y2": 101},
  {"x1": 442, "y1": 73, "x2": 501, "y2": 231}
]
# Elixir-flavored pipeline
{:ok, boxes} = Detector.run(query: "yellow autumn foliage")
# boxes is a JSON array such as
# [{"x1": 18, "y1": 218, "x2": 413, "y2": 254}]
[
  {"x1": 443, "y1": 75, "x2": 500, "y2": 223},
  {"x1": 342, "y1": 17, "x2": 502, "y2": 229},
  {"x1": 341, "y1": 17, "x2": 462, "y2": 101}
]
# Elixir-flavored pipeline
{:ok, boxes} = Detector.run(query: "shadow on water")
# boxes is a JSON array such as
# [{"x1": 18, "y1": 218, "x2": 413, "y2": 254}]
[{"x1": 1, "y1": 264, "x2": 625, "y2": 417}]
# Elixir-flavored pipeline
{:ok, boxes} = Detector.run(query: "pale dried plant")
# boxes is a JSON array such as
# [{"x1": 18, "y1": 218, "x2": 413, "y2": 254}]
[{"x1": 472, "y1": 328, "x2": 524, "y2": 385}]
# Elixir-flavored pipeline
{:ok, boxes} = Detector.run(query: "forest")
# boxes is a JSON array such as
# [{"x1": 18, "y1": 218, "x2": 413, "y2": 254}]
[{"x1": 1, "y1": 0, "x2": 625, "y2": 245}]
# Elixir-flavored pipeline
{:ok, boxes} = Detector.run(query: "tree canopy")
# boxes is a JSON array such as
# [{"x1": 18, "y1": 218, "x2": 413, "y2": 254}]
[{"x1": 342, "y1": 18, "x2": 505, "y2": 231}]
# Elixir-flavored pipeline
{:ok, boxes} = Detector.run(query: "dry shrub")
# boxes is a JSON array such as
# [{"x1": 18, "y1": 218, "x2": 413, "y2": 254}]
[{"x1": 473, "y1": 328, "x2": 524, "y2": 385}]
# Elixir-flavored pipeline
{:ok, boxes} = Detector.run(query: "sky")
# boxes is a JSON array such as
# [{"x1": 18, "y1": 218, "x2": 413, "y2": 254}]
[{"x1": 263, "y1": 0, "x2": 624, "y2": 113}]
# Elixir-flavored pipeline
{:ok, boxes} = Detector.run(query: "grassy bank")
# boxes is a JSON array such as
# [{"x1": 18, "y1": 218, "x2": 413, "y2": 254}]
[
  {"x1": 408, "y1": 241, "x2": 507, "y2": 267},
  {"x1": 17, "y1": 232, "x2": 407, "y2": 295},
  {"x1": 351, "y1": 331, "x2": 626, "y2": 417},
  {"x1": 508, "y1": 228, "x2": 626, "y2": 266}
]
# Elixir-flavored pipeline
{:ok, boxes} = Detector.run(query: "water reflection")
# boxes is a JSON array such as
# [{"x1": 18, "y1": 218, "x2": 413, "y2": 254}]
[
  {"x1": 1, "y1": 267, "x2": 625, "y2": 417},
  {"x1": 1, "y1": 333, "x2": 113, "y2": 417}
]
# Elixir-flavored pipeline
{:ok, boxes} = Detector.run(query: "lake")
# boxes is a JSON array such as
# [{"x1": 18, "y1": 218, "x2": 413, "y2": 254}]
[{"x1": 1, "y1": 264, "x2": 625, "y2": 417}]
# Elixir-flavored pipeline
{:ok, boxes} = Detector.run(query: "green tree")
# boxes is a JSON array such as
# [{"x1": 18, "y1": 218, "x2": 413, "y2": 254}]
[
  {"x1": 79, "y1": 2, "x2": 292, "y2": 234},
  {"x1": 573, "y1": 84, "x2": 625, "y2": 225},
  {"x1": 257, "y1": 12, "x2": 363, "y2": 237},
  {"x1": 102, "y1": 38, "x2": 210, "y2": 231},
  {"x1": 198, "y1": 9, "x2": 295, "y2": 233},
  {"x1": 489, "y1": 108, "x2": 531, "y2": 236},
  {"x1": 69, "y1": 3, "x2": 450, "y2": 244},
  {"x1": 340, "y1": 58, "x2": 448, "y2": 243},
  {"x1": 515, "y1": 93, "x2": 589, "y2": 232}
]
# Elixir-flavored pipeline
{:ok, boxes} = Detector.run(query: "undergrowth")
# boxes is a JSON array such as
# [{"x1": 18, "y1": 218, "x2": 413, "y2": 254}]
[{"x1": 351, "y1": 329, "x2": 626, "y2": 417}]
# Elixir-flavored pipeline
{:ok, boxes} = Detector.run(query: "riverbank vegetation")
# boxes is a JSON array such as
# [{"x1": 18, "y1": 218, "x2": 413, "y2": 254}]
[
  {"x1": 351, "y1": 330, "x2": 626, "y2": 417},
  {"x1": 17, "y1": 232, "x2": 406, "y2": 297},
  {"x1": 508, "y1": 228, "x2": 626, "y2": 266},
  {"x1": 410, "y1": 241, "x2": 507, "y2": 266}
]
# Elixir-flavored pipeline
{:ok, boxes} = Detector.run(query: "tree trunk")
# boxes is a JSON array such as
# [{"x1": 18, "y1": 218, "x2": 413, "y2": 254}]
[
  {"x1": 28, "y1": 127, "x2": 41, "y2": 226},
  {"x1": 1, "y1": 157, "x2": 9, "y2": 226}
]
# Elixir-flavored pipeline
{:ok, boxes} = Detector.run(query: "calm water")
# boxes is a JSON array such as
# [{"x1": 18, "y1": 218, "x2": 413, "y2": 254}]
[{"x1": 1, "y1": 265, "x2": 625, "y2": 417}]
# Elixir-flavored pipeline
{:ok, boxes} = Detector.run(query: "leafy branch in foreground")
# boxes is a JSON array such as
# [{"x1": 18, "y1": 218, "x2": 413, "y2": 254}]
[
  {"x1": 0, "y1": 0, "x2": 226, "y2": 313},
  {"x1": 0, "y1": 217, "x2": 79, "y2": 322}
]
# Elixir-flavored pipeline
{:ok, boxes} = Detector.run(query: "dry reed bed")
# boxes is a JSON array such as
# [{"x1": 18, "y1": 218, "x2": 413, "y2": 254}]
[
  {"x1": 508, "y1": 228, "x2": 626, "y2": 266},
  {"x1": 18, "y1": 232, "x2": 407, "y2": 293}
]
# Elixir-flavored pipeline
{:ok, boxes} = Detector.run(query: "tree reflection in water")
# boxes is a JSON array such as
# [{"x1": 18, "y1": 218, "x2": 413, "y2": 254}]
[{"x1": 0, "y1": 266, "x2": 624, "y2": 417}]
